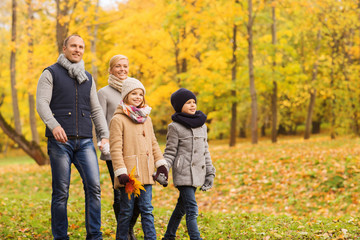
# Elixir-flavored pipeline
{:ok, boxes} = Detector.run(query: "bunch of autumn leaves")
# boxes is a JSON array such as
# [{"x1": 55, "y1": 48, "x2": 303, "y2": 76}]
[{"x1": 125, "y1": 167, "x2": 146, "y2": 199}]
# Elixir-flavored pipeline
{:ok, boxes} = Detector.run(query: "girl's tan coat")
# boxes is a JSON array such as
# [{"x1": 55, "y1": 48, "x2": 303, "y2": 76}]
[{"x1": 109, "y1": 106, "x2": 165, "y2": 189}]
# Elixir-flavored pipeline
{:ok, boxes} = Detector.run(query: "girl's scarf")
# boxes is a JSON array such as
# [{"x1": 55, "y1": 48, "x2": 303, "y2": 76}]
[
  {"x1": 120, "y1": 101, "x2": 151, "y2": 123},
  {"x1": 57, "y1": 54, "x2": 89, "y2": 84},
  {"x1": 171, "y1": 111, "x2": 207, "y2": 128},
  {"x1": 108, "y1": 74, "x2": 125, "y2": 92}
]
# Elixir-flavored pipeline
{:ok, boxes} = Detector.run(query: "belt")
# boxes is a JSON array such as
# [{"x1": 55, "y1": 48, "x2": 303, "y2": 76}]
[{"x1": 48, "y1": 136, "x2": 90, "y2": 140}]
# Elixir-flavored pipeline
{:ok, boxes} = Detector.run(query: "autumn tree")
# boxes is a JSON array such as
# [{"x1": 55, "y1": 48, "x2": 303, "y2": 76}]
[
  {"x1": 247, "y1": 0, "x2": 258, "y2": 144},
  {"x1": 271, "y1": 0, "x2": 277, "y2": 143},
  {"x1": 10, "y1": 0, "x2": 22, "y2": 135}
]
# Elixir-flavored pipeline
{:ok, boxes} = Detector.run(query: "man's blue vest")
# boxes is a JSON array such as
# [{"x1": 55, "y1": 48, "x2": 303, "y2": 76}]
[{"x1": 45, "y1": 63, "x2": 93, "y2": 138}]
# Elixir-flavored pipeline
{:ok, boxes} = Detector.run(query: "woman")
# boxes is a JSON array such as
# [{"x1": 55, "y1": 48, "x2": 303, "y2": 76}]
[{"x1": 97, "y1": 55, "x2": 139, "y2": 240}]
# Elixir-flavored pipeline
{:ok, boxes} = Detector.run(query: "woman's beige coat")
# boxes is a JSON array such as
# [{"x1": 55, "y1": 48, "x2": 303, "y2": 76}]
[{"x1": 109, "y1": 105, "x2": 166, "y2": 189}]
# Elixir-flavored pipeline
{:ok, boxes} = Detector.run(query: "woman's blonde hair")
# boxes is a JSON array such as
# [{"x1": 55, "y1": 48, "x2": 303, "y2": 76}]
[
  {"x1": 108, "y1": 54, "x2": 129, "y2": 73},
  {"x1": 123, "y1": 91, "x2": 146, "y2": 108}
]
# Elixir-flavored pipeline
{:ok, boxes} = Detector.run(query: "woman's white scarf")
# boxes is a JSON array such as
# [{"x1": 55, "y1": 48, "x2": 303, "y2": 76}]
[
  {"x1": 108, "y1": 74, "x2": 125, "y2": 92},
  {"x1": 57, "y1": 53, "x2": 89, "y2": 84}
]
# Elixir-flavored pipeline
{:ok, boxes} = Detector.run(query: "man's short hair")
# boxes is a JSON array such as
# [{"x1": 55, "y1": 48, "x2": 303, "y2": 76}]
[{"x1": 63, "y1": 34, "x2": 83, "y2": 47}]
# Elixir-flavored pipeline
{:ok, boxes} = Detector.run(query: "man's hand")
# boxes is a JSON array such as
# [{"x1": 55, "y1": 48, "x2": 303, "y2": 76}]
[{"x1": 52, "y1": 126, "x2": 68, "y2": 143}]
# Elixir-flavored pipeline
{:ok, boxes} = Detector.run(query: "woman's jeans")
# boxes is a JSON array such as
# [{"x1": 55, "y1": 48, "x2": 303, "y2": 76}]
[
  {"x1": 164, "y1": 186, "x2": 202, "y2": 240},
  {"x1": 48, "y1": 138, "x2": 102, "y2": 240},
  {"x1": 116, "y1": 185, "x2": 156, "y2": 240},
  {"x1": 105, "y1": 160, "x2": 122, "y2": 219}
]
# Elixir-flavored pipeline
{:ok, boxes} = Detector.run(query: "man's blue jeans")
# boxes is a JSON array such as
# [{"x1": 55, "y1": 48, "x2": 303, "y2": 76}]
[
  {"x1": 164, "y1": 186, "x2": 202, "y2": 240},
  {"x1": 116, "y1": 185, "x2": 156, "y2": 240},
  {"x1": 48, "y1": 138, "x2": 102, "y2": 240}
]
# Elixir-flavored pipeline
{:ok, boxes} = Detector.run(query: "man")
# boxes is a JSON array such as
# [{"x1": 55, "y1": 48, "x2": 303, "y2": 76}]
[{"x1": 36, "y1": 34, "x2": 109, "y2": 240}]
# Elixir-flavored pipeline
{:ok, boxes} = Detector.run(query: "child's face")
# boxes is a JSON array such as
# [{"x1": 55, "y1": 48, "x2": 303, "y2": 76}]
[
  {"x1": 126, "y1": 89, "x2": 144, "y2": 107},
  {"x1": 181, "y1": 99, "x2": 197, "y2": 115}
]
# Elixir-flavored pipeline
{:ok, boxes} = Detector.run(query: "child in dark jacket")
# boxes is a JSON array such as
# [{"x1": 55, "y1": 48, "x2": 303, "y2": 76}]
[{"x1": 160, "y1": 88, "x2": 216, "y2": 240}]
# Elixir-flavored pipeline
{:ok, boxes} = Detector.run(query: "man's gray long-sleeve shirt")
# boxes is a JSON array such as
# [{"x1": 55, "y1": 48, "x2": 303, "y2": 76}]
[{"x1": 36, "y1": 69, "x2": 109, "y2": 139}]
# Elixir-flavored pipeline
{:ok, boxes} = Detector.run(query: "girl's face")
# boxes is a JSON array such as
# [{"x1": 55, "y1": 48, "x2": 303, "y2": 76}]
[
  {"x1": 181, "y1": 99, "x2": 197, "y2": 115},
  {"x1": 126, "y1": 89, "x2": 144, "y2": 107},
  {"x1": 110, "y1": 59, "x2": 129, "y2": 80}
]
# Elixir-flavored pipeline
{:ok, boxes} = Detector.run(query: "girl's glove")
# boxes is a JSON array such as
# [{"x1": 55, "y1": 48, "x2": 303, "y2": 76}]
[
  {"x1": 200, "y1": 175, "x2": 214, "y2": 191},
  {"x1": 118, "y1": 174, "x2": 129, "y2": 185}
]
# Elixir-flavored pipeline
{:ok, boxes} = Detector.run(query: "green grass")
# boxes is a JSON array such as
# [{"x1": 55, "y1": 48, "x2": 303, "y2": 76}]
[
  {"x1": 0, "y1": 155, "x2": 34, "y2": 166},
  {"x1": 1, "y1": 136, "x2": 360, "y2": 239}
]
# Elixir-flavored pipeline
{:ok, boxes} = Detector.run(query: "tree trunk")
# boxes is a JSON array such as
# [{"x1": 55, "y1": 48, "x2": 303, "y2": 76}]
[
  {"x1": 0, "y1": 113, "x2": 49, "y2": 165},
  {"x1": 87, "y1": 0, "x2": 99, "y2": 84},
  {"x1": 261, "y1": 124, "x2": 266, "y2": 137},
  {"x1": 271, "y1": 3, "x2": 277, "y2": 143},
  {"x1": 181, "y1": 28, "x2": 187, "y2": 74},
  {"x1": 304, "y1": 90, "x2": 316, "y2": 139},
  {"x1": 27, "y1": 0, "x2": 40, "y2": 144},
  {"x1": 229, "y1": 23, "x2": 237, "y2": 147},
  {"x1": 312, "y1": 121, "x2": 321, "y2": 134},
  {"x1": 304, "y1": 30, "x2": 321, "y2": 140},
  {"x1": 329, "y1": 43, "x2": 337, "y2": 140},
  {"x1": 247, "y1": 0, "x2": 258, "y2": 144},
  {"x1": 56, "y1": 0, "x2": 68, "y2": 53},
  {"x1": 239, "y1": 127, "x2": 246, "y2": 138},
  {"x1": 10, "y1": 0, "x2": 22, "y2": 135},
  {"x1": 56, "y1": 0, "x2": 78, "y2": 54}
]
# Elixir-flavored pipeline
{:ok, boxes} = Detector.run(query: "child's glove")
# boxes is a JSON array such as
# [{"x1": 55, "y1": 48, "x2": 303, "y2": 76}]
[
  {"x1": 156, "y1": 165, "x2": 168, "y2": 179},
  {"x1": 200, "y1": 175, "x2": 214, "y2": 191},
  {"x1": 97, "y1": 142, "x2": 110, "y2": 155},
  {"x1": 152, "y1": 172, "x2": 168, "y2": 187},
  {"x1": 118, "y1": 174, "x2": 129, "y2": 185},
  {"x1": 152, "y1": 165, "x2": 168, "y2": 187}
]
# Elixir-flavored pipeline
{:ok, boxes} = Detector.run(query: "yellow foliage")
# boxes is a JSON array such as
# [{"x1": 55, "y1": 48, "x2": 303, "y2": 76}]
[{"x1": 125, "y1": 167, "x2": 146, "y2": 200}]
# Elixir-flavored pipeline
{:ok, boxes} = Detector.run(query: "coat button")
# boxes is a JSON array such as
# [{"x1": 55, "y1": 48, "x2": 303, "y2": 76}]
[
  {"x1": 192, "y1": 163, "x2": 195, "y2": 167},
  {"x1": 82, "y1": 113, "x2": 85, "y2": 117},
  {"x1": 68, "y1": 112, "x2": 71, "y2": 115},
  {"x1": 143, "y1": 131, "x2": 145, "y2": 137},
  {"x1": 203, "y1": 152, "x2": 206, "y2": 156},
  {"x1": 202, "y1": 165, "x2": 205, "y2": 169},
  {"x1": 146, "y1": 151, "x2": 149, "y2": 156}
]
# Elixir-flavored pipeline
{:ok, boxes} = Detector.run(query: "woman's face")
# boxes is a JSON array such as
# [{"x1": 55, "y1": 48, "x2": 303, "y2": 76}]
[{"x1": 110, "y1": 58, "x2": 129, "y2": 80}]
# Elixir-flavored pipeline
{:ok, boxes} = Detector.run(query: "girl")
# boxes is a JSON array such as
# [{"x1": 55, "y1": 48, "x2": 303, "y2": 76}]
[
  {"x1": 161, "y1": 88, "x2": 216, "y2": 240},
  {"x1": 97, "y1": 54, "x2": 139, "y2": 239},
  {"x1": 109, "y1": 78, "x2": 168, "y2": 240}
]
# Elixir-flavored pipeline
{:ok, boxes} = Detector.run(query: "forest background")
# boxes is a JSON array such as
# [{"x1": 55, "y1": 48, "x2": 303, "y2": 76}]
[
  {"x1": 1, "y1": 0, "x2": 360, "y2": 239},
  {"x1": 0, "y1": 0, "x2": 359, "y2": 163}
]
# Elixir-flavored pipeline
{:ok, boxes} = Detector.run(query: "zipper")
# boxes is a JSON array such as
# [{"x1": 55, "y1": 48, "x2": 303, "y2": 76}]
[{"x1": 75, "y1": 81, "x2": 79, "y2": 137}]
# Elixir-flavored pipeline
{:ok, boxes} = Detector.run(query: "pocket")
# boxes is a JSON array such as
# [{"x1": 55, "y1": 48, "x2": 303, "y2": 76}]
[
  {"x1": 124, "y1": 155, "x2": 139, "y2": 177},
  {"x1": 52, "y1": 109, "x2": 73, "y2": 128},
  {"x1": 80, "y1": 109, "x2": 92, "y2": 129},
  {"x1": 174, "y1": 155, "x2": 184, "y2": 174}
]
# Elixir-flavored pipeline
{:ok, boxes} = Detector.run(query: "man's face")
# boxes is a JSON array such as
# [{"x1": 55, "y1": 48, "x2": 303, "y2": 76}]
[{"x1": 63, "y1": 36, "x2": 85, "y2": 63}]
